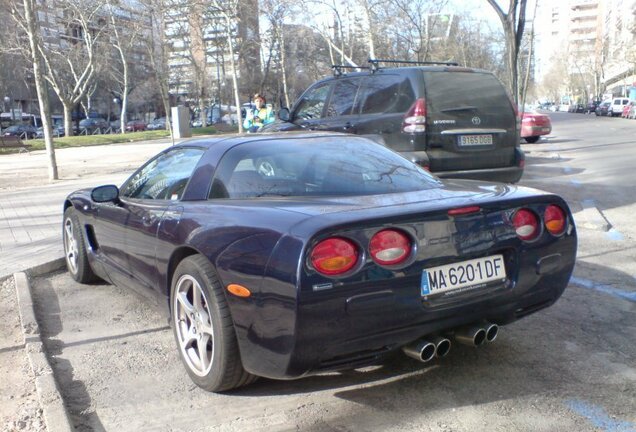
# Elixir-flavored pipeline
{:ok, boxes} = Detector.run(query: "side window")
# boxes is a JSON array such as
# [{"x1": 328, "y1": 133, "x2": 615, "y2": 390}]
[
  {"x1": 294, "y1": 83, "x2": 330, "y2": 120},
  {"x1": 359, "y1": 75, "x2": 415, "y2": 115},
  {"x1": 120, "y1": 147, "x2": 205, "y2": 200},
  {"x1": 325, "y1": 78, "x2": 361, "y2": 117}
]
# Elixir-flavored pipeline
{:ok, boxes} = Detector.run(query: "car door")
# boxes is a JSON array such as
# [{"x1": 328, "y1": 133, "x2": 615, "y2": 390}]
[
  {"x1": 290, "y1": 81, "x2": 332, "y2": 130},
  {"x1": 313, "y1": 77, "x2": 362, "y2": 133},
  {"x1": 118, "y1": 147, "x2": 206, "y2": 291}
]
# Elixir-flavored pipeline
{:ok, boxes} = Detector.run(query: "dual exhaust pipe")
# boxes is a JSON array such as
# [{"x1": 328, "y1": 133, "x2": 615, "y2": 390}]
[{"x1": 402, "y1": 322, "x2": 498, "y2": 363}]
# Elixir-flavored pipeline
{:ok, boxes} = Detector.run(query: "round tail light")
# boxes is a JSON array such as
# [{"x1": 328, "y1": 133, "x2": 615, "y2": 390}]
[
  {"x1": 513, "y1": 209, "x2": 540, "y2": 241},
  {"x1": 369, "y1": 229, "x2": 412, "y2": 266},
  {"x1": 310, "y1": 237, "x2": 358, "y2": 276},
  {"x1": 544, "y1": 205, "x2": 566, "y2": 235}
]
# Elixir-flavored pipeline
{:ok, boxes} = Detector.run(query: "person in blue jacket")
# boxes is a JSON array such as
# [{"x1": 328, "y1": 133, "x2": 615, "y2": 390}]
[{"x1": 243, "y1": 93, "x2": 275, "y2": 132}]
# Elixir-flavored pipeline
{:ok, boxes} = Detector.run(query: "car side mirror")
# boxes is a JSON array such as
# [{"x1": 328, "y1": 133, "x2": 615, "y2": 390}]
[
  {"x1": 91, "y1": 185, "x2": 120, "y2": 203},
  {"x1": 278, "y1": 108, "x2": 291, "y2": 122}
]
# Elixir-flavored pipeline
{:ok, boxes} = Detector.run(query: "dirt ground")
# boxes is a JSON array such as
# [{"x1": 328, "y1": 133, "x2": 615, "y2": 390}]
[
  {"x1": 28, "y1": 262, "x2": 636, "y2": 432},
  {"x1": 0, "y1": 277, "x2": 45, "y2": 432}
]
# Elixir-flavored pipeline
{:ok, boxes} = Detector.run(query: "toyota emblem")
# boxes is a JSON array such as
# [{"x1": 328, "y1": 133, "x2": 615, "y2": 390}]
[{"x1": 471, "y1": 116, "x2": 481, "y2": 125}]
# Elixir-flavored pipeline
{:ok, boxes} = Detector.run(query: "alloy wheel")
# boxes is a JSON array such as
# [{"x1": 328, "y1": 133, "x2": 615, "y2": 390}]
[
  {"x1": 63, "y1": 218, "x2": 79, "y2": 275},
  {"x1": 174, "y1": 274, "x2": 215, "y2": 377}
]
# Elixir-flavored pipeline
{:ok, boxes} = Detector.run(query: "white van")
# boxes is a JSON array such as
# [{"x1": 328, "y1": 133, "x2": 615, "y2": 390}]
[{"x1": 610, "y1": 98, "x2": 630, "y2": 116}]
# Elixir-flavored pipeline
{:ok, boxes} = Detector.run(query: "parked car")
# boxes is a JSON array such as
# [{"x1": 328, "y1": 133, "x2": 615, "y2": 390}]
[
  {"x1": 568, "y1": 104, "x2": 585, "y2": 113},
  {"x1": 622, "y1": 101, "x2": 635, "y2": 118},
  {"x1": 2, "y1": 124, "x2": 37, "y2": 139},
  {"x1": 262, "y1": 60, "x2": 524, "y2": 183},
  {"x1": 79, "y1": 117, "x2": 108, "y2": 134},
  {"x1": 62, "y1": 132, "x2": 577, "y2": 392},
  {"x1": 147, "y1": 117, "x2": 167, "y2": 130},
  {"x1": 35, "y1": 125, "x2": 65, "y2": 138},
  {"x1": 520, "y1": 110, "x2": 552, "y2": 143},
  {"x1": 610, "y1": 98, "x2": 630, "y2": 117},
  {"x1": 585, "y1": 100, "x2": 600, "y2": 114},
  {"x1": 126, "y1": 119, "x2": 147, "y2": 132},
  {"x1": 595, "y1": 101, "x2": 611, "y2": 116}
]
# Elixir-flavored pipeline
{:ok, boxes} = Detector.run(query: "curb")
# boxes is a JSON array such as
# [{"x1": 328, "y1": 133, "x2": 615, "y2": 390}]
[
  {"x1": 574, "y1": 200, "x2": 612, "y2": 232},
  {"x1": 14, "y1": 261, "x2": 73, "y2": 432}
]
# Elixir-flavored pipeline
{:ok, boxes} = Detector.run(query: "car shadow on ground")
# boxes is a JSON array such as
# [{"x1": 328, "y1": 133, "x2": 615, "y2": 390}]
[{"x1": 31, "y1": 277, "x2": 108, "y2": 432}]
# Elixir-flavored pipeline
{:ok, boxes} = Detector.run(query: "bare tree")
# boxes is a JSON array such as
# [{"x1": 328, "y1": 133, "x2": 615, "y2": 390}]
[
  {"x1": 487, "y1": 0, "x2": 527, "y2": 103},
  {"x1": 210, "y1": 0, "x2": 243, "y2": 132},
  {"x1": 8, "y1": 0, "x2": 58, "y2": 180},
  {"x1": 41, "y1": 1, "x2": 107, "y2": 136},
  {"x1": 140, "y1": 0, "x2": 173, "y2": 138}
]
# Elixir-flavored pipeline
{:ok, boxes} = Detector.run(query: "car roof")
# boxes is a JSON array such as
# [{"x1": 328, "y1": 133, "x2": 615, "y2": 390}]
[{"x1": 175, "y1": 131, "x2": 352, "y2": 152}]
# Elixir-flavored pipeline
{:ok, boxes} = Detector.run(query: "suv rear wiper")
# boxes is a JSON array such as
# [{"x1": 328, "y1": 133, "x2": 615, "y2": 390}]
[{"x1": 441, "y1": 106, "x2": 477, "y2": 113}]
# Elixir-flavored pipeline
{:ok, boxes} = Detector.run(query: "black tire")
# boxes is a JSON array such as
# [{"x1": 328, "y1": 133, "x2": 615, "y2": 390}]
[
  {"x1": 62, "y1": 207, "x2": 98, "y2": 283},
  {"x1": 170, "y1": 255, "x2": 256, "y2": 392},
  {"x1": 524, "y1": 136, "x2": 540, "y2": 144}
]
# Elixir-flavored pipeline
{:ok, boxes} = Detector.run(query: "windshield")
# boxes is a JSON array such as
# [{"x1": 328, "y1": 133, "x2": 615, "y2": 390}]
[{"x1": 209, "y1": 136, "x2": 440, "y2": 199}]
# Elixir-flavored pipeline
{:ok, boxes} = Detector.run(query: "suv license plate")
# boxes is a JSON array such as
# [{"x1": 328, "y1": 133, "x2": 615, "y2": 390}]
[
  {"x1": 459, "y1": 135, "x2": 493, "y2": 146},
  {"x1": 421, "y1": 255, "x2": 506, "y2": 297}
]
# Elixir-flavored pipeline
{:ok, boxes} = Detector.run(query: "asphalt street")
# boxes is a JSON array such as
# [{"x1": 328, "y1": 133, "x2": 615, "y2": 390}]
[{"x1": 5, "y1": 115, "x2": 636, "y2": 431}]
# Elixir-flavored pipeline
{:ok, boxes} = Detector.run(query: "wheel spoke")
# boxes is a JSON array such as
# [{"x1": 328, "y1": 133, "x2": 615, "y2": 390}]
[
  {"x1": 176, "y1": 291, "x2": 194, "y2": 315},
  {"x1": 192, "y1": 281, "x2": 203, "y2": 311},
  {"x1": 198, "y1": 311, "x2": 214, "y2": 339},
  {"x1": 197, "y1": 336, "x2": 211, "y2": 371},
  {"x1": 180, "y1": 324, "x2": 197, "y2": 349}
]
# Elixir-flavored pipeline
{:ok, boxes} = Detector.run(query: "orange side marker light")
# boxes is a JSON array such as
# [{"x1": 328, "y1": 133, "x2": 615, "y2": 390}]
[{"x1": 227, "y1": 284, "x2": 252, "y2": 298}]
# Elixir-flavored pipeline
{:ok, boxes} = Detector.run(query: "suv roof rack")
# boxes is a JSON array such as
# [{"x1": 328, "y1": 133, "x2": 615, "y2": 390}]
[
  {"x1": 331, "y1": 64, "x2": 370, "y2": 77},
  {"x1": 368, "y1": 58, "x2": 459, "y2": 72}
]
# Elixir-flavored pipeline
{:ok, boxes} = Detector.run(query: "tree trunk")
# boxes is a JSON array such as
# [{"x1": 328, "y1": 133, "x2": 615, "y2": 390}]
[
  {"x1": 23, "y1": 0, "x2": 58, "y2": 180},
  {"x1": 224, "y1": 14, "x2": 242, "y2": 133},
  {"x1": 279, "y1": 27, "x2": 290, "y2": 108},
  {"x1": 63, "y1": 102, "x2": 74, "y2": 137}
]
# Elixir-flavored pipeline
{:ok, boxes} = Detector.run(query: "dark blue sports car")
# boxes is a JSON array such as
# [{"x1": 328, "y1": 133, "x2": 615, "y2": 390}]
[{"x1": 62, "y1": 132, "x2": 577, "y2": 392}]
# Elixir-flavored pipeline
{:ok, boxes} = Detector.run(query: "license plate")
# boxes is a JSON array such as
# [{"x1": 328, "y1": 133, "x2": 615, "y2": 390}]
[
  {"x1": 421, "y1": 254, "x2": 506, "y2": 297},
  {"x1": 459, "y1": 135, "x2": 493, "y2": 146}
]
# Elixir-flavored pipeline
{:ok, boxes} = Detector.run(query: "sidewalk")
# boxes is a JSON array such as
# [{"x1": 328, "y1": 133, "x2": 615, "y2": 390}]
[{"x1": 0, "y1": 139, "x2": 180, "y2": 279}]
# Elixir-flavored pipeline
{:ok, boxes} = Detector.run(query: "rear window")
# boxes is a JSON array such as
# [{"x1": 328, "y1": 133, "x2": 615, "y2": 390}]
[
  {"x1": 423, "y1": 71, "x2": 513, "y2": 117},
  {"x1": 358, "y1": 75, "x2": 415, "y2": 114},
  {"x1": 209, "y1": 137, "x2": 439, "y2": 199}
]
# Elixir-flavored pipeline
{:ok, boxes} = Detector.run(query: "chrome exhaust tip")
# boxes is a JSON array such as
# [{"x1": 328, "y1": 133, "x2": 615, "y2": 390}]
[
  {"x1": 431, "y1": 336, "x2": 451, "y2": 358},
  {"x1": 402, "y1": 339, "x2": 437, "y2": 363},
  {"x1": 453, "y1": 325, "x2": 487, "y2": 347},
  {"x1": 484, "y1": 322, "x2": 499, "y2": 343}
]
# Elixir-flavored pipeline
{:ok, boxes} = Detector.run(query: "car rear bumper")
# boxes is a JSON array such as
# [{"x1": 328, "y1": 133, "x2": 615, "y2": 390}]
[
  {"x1": 521, "y1": 125, "x2": 551, "y2": 137},
  {"x1": 240, "y1": 231, "x2": 576, "y2": 380},
  {"x1": 435, "y1": 165, "x2": 524, "y2": 183}
]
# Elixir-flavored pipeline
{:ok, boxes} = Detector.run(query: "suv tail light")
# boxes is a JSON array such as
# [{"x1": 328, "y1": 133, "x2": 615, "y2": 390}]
[
  {"x1": 544, "y1": 205, "x2": 566, "y2": 235},
  {"x1": 512, "y1": 209, "x2": 540, "y2": 241},
  {"x1": 369, "y1": 229, "x2": 412, "y2": 266},
  {"x1": 402, "y1": 98, "x2": 426, "y2": 134},
  {"x1": 310, "y1": 237, "x2": 359, "y2": 276}
]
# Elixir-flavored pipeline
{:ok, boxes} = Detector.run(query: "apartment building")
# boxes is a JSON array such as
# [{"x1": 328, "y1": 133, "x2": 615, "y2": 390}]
[
  {"x1": 535, "y1": 0, "x2": 636, "y2": 100},
  {"x1": 164, "y1": 0, "x2": 261, "y2": 103}
]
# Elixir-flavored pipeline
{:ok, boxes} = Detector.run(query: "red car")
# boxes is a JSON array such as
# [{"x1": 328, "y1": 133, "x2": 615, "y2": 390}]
[
  {"x1": 125, "y1": 120, "x2": 147, "y2": 132},
  {"x1": 520, "y1": 110, "x2": 552, "y2": 143}
]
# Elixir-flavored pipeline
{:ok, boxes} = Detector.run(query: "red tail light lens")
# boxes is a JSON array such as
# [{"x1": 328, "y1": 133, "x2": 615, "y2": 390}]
[
  {"x1": 310, "y1": 237, "x2": 358, "y2": 276},
  {"x1": 369, "y1": 229, "x2": 412, "y2": 266},
  {"x1": 402, "y1": 98, "x2": 426, "y2": 133},
  {"x1": 512, "y1": 209, "x2": 540, "y2": 241},
  {"x1": 544, "y1": 205, "x2": 566, "y2": 235}
]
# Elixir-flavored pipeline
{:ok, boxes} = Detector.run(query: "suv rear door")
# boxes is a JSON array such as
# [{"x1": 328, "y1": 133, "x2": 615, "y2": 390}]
[{"x1": 422, "y1": 70, "x2": 517, "y2": 172}]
